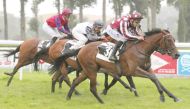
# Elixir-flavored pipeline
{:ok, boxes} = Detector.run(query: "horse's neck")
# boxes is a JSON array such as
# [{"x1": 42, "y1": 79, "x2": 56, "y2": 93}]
[{"x1": 141, "y1": 33, "x2": 162, "y2": 55}]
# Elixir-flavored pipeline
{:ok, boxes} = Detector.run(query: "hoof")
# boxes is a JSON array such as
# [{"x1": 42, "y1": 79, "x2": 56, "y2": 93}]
[
  {"x1": 174, "y1": 98, "x2": 182, "y2": 102},
  {"x1": 101, "y1": 90, "x2": 107, "y2": 95},
  {"x1": 134, "y1": 91, "x2": 139, "y2": 97},
  {"x1": 160, "y1": 96, "x2": 165, "y2": 102},
  {"x1": 4, "y1": 72, "x2": 13, "y2": 76},
  {"x1": 66, "y1": 96, "x2": 71, "y2": 101},
  {"x1": 74, "y1": 91, "x2": 81, "y2": 96},
  {"x1": 99, "y1": 100, "x2": 104, "y2": 104}
]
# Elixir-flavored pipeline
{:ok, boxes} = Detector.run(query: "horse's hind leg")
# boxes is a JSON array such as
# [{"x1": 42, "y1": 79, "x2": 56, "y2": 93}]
[
  {"x1": 51, "y1": 71, "x2": 61, "y2": 93},
  {"x1": 126, "y1": 76, "x2": 139, "y2": 97},
  {"x1": 61, "y1": 74, "x2": 81, "y2": 95},
  {"x1": 67, "y1": 72, "x2": 87, "y2": 100},
  {"x1": 5, "y1": 63, "x2": 23, "y2": 86},
  {"x1": 89, "y1": 74, "x2": 104, "y2": 104},
  {"x1": 101, "y1": 73, "x2": 109, "y2": 95},
  {"x1": 59, "y1": 64, "x2": 80, "y2": 95},
  {"x1": 58, "y1": 75, "x2": 64, "y2": 88}
]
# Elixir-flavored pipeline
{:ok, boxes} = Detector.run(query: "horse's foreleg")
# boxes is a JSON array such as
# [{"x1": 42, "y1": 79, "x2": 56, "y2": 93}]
[
  {"x1": 135, "y1": 67, "x2": 164, "y2": 102},
  {"x1": 148, "y1": 68, "x2": 181, "y2": 102},
  {"x1": 67, "y1": 72, "x2": 87, "y2": 100},
  {"x1": 114, "y1": 74, "x2": 132, "y2": 91},
  {"x1": 126, "y1": 76, "x2": 139, "y2": 97},
  {"x1": 102, "y1": 77, "x2": 118, "y2": 95},
  {"x1": 157, "y1": 80, "x2": 181, "y2": 102}
]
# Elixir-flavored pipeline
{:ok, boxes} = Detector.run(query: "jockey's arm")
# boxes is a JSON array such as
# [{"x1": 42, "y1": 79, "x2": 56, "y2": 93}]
[
  {"x1": 85, "y1": 26, "x2": 100, "y2": 41},
  {"x1": 55, "y1": 17, "x2": 70, "y2": 35},
  {"x1": 120, "y1": 20, "x2": 144, "y2": 40},
  {"x1": 136, "y1": 25, "x2": 145, "y2": 36}
]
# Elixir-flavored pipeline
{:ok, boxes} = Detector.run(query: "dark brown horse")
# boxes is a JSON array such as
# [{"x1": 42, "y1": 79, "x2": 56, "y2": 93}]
[{"x1": 60, "y1": 29, "x2": 180, "y2": 103}]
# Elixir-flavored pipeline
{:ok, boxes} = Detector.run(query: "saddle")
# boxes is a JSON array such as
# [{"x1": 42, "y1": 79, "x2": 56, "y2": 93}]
[
  {"x1": 60, "y1": 40, "x2": 80, "y2": 60},
  {"x1": 37, "y1": 40, "x2": 51, "y2": 52}
]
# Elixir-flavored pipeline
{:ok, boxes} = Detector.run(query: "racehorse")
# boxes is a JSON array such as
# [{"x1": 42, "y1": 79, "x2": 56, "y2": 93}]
[
  {"x1": 3, "y1": 37, "x2": 74, "y2": 90},
  {"x1": 3, "y1": 38, "x2": 48, "y2": 86},
  {"x1": 57, "y1": 29, "x2": 180, "y2": 103},
  {"x1": 37, "y1": 38, "x2": 138, "y2": 95}
]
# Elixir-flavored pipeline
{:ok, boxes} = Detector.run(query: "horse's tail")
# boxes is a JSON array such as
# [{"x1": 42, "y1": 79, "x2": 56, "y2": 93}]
[
  {"x1": 4, "y1": 45, "x2": 21, "y2": 57},
  {"x1": 49, "y1": 49, "x2": 80, "y2": 74},
  {"x1": 49, "y1": 55, "x2": 68, "y2": 75},
  {"x1": 33, "y1": 48, "x2": 49, "y2": 71}
]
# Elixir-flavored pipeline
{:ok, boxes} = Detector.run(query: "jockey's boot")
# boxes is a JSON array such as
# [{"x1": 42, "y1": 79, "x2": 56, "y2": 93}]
[
  {"x1": 109, "y1": 41, "x2": 123, "y2": 61},
  {"x1": 49, "y1": 37, "x2": 58, "y2": 47},
  {"x1": 61, "y1": 43, "x2": 76, "y2": 59}
]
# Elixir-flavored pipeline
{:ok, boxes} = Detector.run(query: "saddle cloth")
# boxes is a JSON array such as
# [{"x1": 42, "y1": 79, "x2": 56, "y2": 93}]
[
  {"x1": 96, "y1": 42, "x2": 119, "y2": 62},
  {"x1": 37, "y1": 40, "x2": 51, "y2": 52}
]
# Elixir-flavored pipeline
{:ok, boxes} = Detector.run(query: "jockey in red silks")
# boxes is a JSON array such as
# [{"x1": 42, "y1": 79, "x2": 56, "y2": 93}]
[
  {"x1": 104, "y1": 11, "x2": 145, "y2": 61},
  {"x1": 42, "y1": 8, "x2": 72, "y2": 46}
]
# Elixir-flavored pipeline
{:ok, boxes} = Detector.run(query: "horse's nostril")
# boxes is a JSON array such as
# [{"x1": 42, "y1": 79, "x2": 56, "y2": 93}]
[{"x1": 175, "y1": 54, "x2": 180, "y2": 58}]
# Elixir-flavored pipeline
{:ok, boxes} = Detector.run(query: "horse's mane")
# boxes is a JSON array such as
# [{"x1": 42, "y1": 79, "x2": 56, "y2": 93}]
[{"x1": 144, "y1": 28, "x2": 170, "y2": 37}]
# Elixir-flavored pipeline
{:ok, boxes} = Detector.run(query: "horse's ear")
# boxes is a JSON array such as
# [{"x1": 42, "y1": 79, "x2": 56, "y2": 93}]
[{"x1": 161, "y1": 29, "x2": 169, "y2": 35}]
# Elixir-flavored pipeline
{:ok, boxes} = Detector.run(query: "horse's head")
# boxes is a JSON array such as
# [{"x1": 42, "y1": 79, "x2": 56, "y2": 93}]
[{"x1": 157, "y1": 30, "x2": 180, "y2": 59}]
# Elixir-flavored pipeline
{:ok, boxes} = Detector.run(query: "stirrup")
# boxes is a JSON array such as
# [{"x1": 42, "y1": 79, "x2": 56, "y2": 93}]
[{"x1": 109, "y1": 56, "x2": 117, "y2": 61}]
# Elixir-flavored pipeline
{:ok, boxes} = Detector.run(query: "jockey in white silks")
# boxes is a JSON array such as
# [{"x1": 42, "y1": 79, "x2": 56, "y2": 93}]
[{"x1": 61, "y1": 20, "x2": 104, "y2": 57}]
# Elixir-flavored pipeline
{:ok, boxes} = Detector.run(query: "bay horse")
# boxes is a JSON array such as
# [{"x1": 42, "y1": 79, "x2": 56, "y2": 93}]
[
  {"x1": 3, "y1": 38, "x2": 48, "y2": 86},
  {"x1": 41, "y1": 39, "x2": 138, "y2": 95},
  {"x1": 3, "y1": 37, "x2": 74, "y2": 90},
  {"x1": 62, "y1": 29, "x2": 180, "y2": 103}
]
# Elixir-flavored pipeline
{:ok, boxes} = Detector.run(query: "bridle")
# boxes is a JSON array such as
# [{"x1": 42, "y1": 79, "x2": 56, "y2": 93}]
[
  {"x1": 157, "y1": 30, "x2": 176, "y2": 55},
  {"x1": 135, "y1": 30, "x2": 176, "y2": 56}
]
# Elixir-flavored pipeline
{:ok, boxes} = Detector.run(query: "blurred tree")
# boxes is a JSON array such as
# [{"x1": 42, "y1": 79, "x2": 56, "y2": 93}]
[
  {"x1": 29, "y1": 18, "x2": 39, "y2": 37},
  {"x1": 62, "y1": 0, "x2": 77, "y2": 28},
  {"x1": 63, "y1": 0, "x2": 96, "y2": 27},
  {"x1": 20, "y1": 0, "x2": 27, "y2": 40},
  {"x1": 74, "y1": 0, "x2": 96, "y2": 22},
  {"x1": 110, "y1": 0, "x2": 128, "y2": 18},
  {"x1": 102, "y1": 0, "x2": 106, "y2": 24},
  {"x1": 167, "y1": 0, "x2": 190, "y2": 42},
  {"x1": 132, "y1": 0, "x2": 162, "y2": 30},
  {"x1": 63, "y1": 0, "x2": 75, "y2": 10},
  {"x1": 29, "y1": 0, "x2": 44, "y2": 37},
  {"x1": 3, "y1": 0, "x2": 8, "y2": 40},
  {"x1": 55, "y1": 0, "x2": 61, "y2": 14}
]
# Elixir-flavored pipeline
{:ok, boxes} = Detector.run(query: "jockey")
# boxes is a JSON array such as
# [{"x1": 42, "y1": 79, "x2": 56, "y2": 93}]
[
  {"x1": 42, "y1": 8, "x2": 72, "y2": 46},
  {"x1": 105, "y1": 11, "x2": 145, "y2": 61},
  {"x1": 62, "y1": 20, "x2": 104, "y2": 56}
]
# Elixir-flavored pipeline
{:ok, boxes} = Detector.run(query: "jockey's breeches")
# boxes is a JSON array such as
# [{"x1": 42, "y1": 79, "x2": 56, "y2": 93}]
[
  {"x1": 70, "y1": 28, "x2": 88, "y2": 50},
  {"x1": 42, "y1": 22, "x2": 62, "y2": 38}
]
